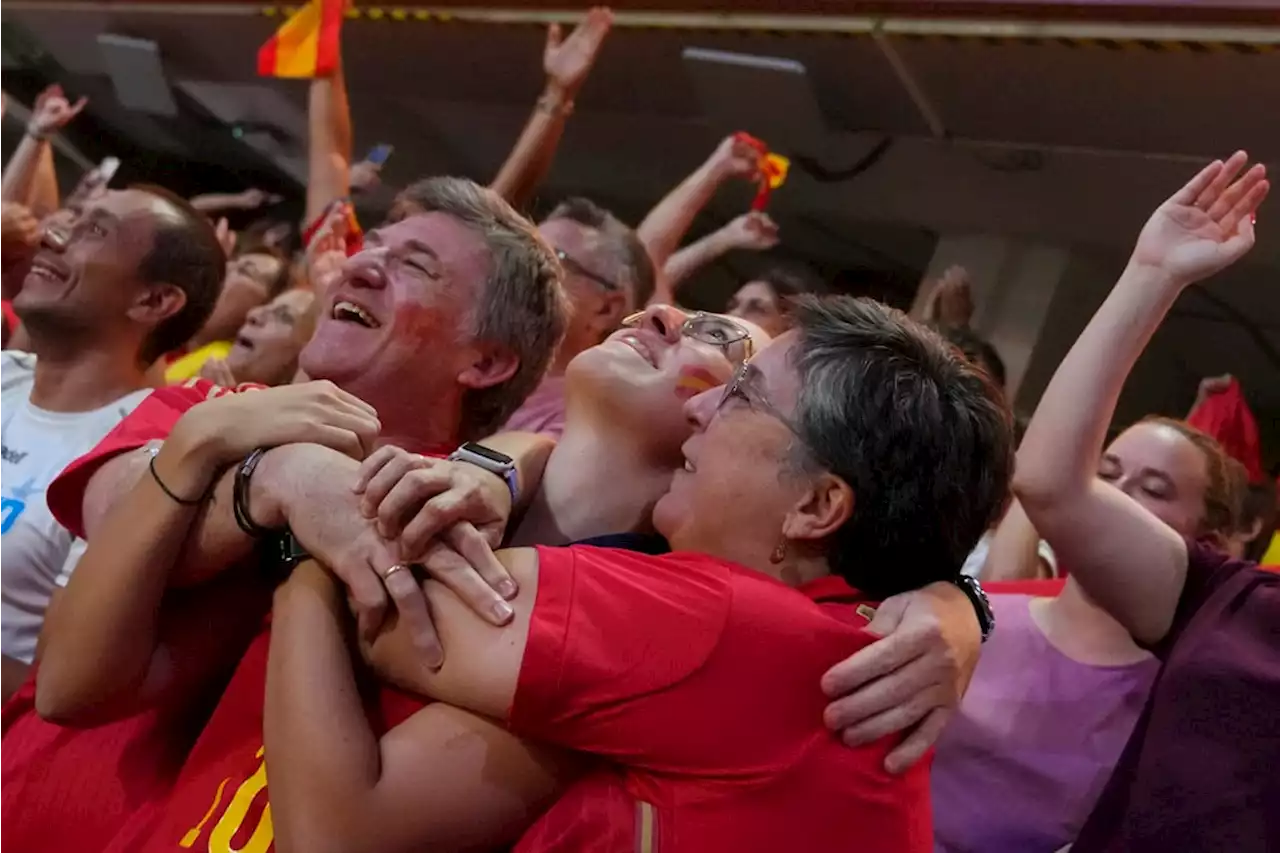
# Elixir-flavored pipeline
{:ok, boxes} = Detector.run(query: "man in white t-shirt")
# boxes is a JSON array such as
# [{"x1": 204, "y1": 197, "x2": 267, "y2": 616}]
[{"x1": 1, "y1": 186, "x2": 226, "y2": 700}]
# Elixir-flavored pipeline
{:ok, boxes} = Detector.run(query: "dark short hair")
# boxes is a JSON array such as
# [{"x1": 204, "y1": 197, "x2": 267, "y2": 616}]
[
  {"x1": 132, "y1": 185, "x2": 227, "y2": 364},
  {"x1": 935, "y1": 324, "x2": 1007, "y2": 390},
  {"x1": 789, "y1": 295, "x2": 1015, "y2": 598},
  {"x1": 396, "y1": 177, "x2": 568, "y2": 440},
  {"x1": 546, "y1": 197, "x2": 656, "y2": 308},
  {"x1": 755, "y1": 264, "x2": 825, "y2": 303}
]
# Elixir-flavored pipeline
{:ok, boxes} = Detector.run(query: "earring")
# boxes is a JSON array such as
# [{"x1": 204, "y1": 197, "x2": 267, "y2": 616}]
[{"x1": 769, "y1": 540, "x2": 787, "y2": 564}]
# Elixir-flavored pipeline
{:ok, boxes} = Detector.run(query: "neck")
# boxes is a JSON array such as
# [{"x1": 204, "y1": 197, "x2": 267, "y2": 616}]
[
  {"x1": 771, "y1": 553, "x2": 831, "y2": 588},
  {"x1": 27, "y1": 332, "x2": 151, "y2": 412},
  {"x1": 372, "y1": 385, "x2": 464, "y2": 455},
  {"x1": 1030, "y1": 577, "x2": 1152, "y2": 666},
  {"x1": 511, "y1": 416, "x2": 676, "y2": 546},
  {"x1": 551, "y1": 325, "x2": 603, "y2": 375}
]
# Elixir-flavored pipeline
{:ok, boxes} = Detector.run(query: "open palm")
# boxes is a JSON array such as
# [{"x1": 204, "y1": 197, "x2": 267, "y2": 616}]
[
  {"x1": 1131, "y1": 151, "x2": 1269, "y2": 286},
  {"x1": 544, "y1": 7, "x2": 614, "y2": 94}
]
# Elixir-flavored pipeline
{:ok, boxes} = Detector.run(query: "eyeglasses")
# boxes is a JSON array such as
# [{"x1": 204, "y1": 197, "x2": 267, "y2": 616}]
[
  {"x1": 556, "y1": 249, "x2": 620, "y2": 292},
  {"x1": 717, "y1": 361, "x2": 807, "y2": 443},
  {"x1": 620, "y1": 310, "x2": 755, "y2": 365}
]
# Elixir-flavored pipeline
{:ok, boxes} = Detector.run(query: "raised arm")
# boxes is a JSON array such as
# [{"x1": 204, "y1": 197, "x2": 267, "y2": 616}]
[
  {"x1": 1013, "y1": 152, "x2": 1268, "y2": 644},
  {"x1": 1, "y1": 85, "x2": 85, "y2": 215},
  {"x1": 190, "y1": 188, "x2": 281, "y2": 215},
  {"x1": 636, "y1": 135, "x2": 760, "y2": 274},
  {"x1": 489, "y1": 7, "x2": 613, "y2": 209},
  {"x1": 305, "y1": 49, "x2": 353, "y2": 227},
  {"x1": 655, "y1": 212, "x2": 779, "y2": 305}
]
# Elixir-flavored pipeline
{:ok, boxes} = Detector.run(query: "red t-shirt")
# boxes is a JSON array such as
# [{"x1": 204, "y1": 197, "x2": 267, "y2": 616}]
[
  {"x1": 120, "y1": 627, "x2": 425, "y2": 853},
  {"x1": 1073, "y1": 541, "x2": 1280, "y2": 852},
  {"x1": 510, "y1": 546, "x2": 933, "y2": 853},
  {"x1": 1, "y1": 379, "x2": 254, "y2": 853}
]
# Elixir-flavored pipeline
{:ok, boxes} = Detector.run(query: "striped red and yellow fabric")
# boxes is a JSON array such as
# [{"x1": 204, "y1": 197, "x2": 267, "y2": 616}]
[{"x1": 257, "y1": 0, "x2": 345, "y2": 79}]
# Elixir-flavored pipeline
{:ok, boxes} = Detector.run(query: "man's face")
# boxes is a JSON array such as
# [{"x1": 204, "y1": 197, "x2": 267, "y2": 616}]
[
  {"x1": 538, "y1": 217, "x2": 627, "y2": 343},
  {"x1": 15, "y1": 190, "x2": 174, "y2": 330},
  {"x1": 300, "y1": 211, "x2": 492, "y2": 399}
]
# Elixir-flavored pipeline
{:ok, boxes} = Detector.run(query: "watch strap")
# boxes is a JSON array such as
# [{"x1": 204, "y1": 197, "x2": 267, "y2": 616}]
[{"x1": 951, "y1": 575, "x2": 995, "y2": 643}]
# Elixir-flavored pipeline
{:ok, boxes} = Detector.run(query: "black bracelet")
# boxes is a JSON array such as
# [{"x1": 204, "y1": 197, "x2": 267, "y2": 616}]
[
  {"x1": 149, "y1": 452, "x2": 207, "y2": 506},
  {"x1": 951, "y1": 575, "x2": 996, "y2": 643},
  {"x1": 232, "y1": 448, "x2": 276, "y2": 538}
]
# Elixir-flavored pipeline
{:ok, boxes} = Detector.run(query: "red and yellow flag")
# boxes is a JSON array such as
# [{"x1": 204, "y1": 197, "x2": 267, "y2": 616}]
[
  {"x1": 257, "y1": 0, "x2": 345, "y2": 79},
  {"x1": 733, "y1": 132, "x2": 790, "y2": 211}
]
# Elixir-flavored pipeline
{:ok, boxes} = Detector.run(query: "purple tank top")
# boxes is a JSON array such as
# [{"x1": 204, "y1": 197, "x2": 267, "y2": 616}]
[{"x1": 931, "y1": 595, "x2": 1158, "y2": 853}]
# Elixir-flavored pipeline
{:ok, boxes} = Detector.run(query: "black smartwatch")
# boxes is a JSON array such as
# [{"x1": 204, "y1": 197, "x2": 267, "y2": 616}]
[
  {"x1": 951, "y1": 575, "x2": 995, "y2": 643},
  {"x1": 448, "y1": 442, "x2": 519, "y2": 505}
]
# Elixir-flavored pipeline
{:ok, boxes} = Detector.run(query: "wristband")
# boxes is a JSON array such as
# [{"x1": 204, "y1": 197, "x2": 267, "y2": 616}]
[
  {"x1": 147, "y1": 448, "x2": 208, "y2": 506},
  {"x1": 536, "y1": 92, "x2": 574, "y2": 117},
  {"x1": 951, "y1": 575, "x2": 995, "y2": 643},
  {"x1": 232, "y1": 447, "x2": 277, "y2": 538},
  {"x1": 25, "y1": 126, "x2": 49, "y2": 142}
]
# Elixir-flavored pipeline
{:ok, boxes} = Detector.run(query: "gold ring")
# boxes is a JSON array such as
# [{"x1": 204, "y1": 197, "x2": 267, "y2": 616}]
[{"x1": 381, "y1": 563, "x2": 410, "y2": 581}]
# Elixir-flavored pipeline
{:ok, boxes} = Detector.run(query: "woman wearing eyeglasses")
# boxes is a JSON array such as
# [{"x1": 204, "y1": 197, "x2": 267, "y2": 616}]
[{"x1": 261, "y1": 295, "x2": 1013, "y2": 853}]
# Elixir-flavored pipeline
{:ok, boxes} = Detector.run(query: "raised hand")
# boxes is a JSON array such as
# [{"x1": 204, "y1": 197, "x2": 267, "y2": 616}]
[
  {"x1": 197, "y1": 357, "x2": 238, "y2": 389},
  {"x1": 1130, "y1": 151, "x2": 1269, "y2": 287},
  {"x1": 1, "y1": 203, "x2": 40, "y2": 262},
  {"x1": 922, "y1": 266, "x2": 975, "y2": 328},
  {"x1": 235, "y1": 188, "x2": 283, "y2": 209},
  {"x1": 29, "y1": 84, "x2": 87, "y2": 136},
  {"x1": 544, "y1": 7, "x2": 614, "y2": 98},
  {"x1": 214, "y1": 217, "x2": 237, "y2": 258},
  {"x1": 707, "y1": 134, "x2": 762, "y2": 183},
  {"x1": 722, "y1": 212, "x2": 780, "y2": 251}
]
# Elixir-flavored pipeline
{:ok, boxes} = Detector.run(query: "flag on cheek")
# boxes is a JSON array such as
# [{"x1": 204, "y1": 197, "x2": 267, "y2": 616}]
[
  {"x1": 676, "y1": 366, "x2": 722, "y2": 400},
  {"x1": 257, "y1": 0, "x2": 345, "y2": 79}
]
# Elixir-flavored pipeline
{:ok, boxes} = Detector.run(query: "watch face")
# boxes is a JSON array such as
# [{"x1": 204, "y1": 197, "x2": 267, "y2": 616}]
[{"x1": 463, "y1": 442, "x2": 513, "y2": 465}]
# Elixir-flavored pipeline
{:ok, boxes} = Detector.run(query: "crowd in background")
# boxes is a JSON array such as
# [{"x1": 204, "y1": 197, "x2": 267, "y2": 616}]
[{"x1": 1, "y1": 7, "x2": 1277, "y2": 853}]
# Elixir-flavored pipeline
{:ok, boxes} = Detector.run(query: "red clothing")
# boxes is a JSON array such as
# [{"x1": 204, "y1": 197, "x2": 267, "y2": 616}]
[
  {"x1": 121, "y1": 628, "x2": 425, "y2": 853},
  {"x1": 1187, "y1": 378, "x2": 1264, "y2": 483},
  {"x1": 511, "y1": 546, "x2": 932, "y2": 853},
  {"x1": 1, "y1": 379, "x2": 261, "y2": 853},
  {"x1": 1073, "y1": 541, "x2": 1280, "y2": 852}
]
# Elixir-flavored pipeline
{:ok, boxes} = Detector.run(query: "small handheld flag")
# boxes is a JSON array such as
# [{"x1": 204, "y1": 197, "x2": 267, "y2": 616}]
[
  {"x1": 258, "y1": 0, "x2": 345, "y2": 79},
  {"x1": 734, "y1": 132, "x2": 790, "y2": 211}
]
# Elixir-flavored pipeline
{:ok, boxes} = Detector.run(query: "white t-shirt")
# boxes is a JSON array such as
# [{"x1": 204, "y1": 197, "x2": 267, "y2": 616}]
[
  {"x1": 1, "y1": 351, "x2": 150, "y2": 664},
  {"x1": 961, "y1": 530, "x2": 1058, "y2": 579}
]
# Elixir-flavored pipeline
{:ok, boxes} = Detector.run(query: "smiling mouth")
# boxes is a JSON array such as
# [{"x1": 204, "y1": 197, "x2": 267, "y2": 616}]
[
  {"x1": 28, "y1": 259, "x2": 68, "y2": 284},
  {"x1": 619, "y1": 334, "x2": 657, "y2": 368},
  {"x1": 234, "y1": 335, "x2": 255, "y2": 351},
  {"x1": 332, "y1": 300, "x2": 380, "y2": 328}
]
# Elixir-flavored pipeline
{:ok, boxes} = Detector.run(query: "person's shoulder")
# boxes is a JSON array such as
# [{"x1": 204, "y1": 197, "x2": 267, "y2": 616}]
[{"x1": 1, "y1": 349, "x2": 37, "y2": 394}]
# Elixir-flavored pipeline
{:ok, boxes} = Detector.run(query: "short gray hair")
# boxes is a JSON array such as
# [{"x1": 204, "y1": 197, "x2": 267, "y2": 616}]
[
  {"x1": 788, "y1": 295, "x2": 1014, "y2": 598},
  {"x1": 394, "y1": 177, "x2": 569, "y2": 440},
  {"x1": 545, "y1": 197, "x2": 656, "y2": 309}
]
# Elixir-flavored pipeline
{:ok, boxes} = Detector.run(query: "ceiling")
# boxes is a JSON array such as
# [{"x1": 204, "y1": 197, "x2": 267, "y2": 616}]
[{"x1": 3, "y1": 4, "x2": 1278, "y2": 443}]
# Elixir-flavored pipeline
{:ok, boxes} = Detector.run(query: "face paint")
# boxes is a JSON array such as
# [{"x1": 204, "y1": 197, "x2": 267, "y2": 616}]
[{"x1": 676, "y1": 365, "x2": 722, "y2": 400}]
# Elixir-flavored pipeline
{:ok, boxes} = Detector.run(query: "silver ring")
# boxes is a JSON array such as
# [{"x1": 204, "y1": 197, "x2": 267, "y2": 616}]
[{"x1": 381, "y1": 563, "x2": 410, "y2": 581}]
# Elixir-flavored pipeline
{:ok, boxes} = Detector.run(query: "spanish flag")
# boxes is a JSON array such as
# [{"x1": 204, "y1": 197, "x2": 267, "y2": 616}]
[
  {"x1": 257, "y1": 0, "x2": 344, "y2": 79},
  {"x1": 733, "y1": 132, "x2": 790, "y2": 211}
]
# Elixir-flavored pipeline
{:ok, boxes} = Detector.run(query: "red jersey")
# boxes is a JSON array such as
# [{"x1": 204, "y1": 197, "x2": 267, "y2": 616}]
[
  {"x1": 511, "y1": 546, "x2": 933, "y2": 853},
  {"x1": 2, "y1": 380, "x2": 256, "y2": 853},
  {"x1": 121, "y1": 627, "x2": 425, "y2": 853}
]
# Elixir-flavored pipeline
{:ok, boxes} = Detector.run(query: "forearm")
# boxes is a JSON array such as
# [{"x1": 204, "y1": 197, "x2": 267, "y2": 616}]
[
  {"x1": 979, "y1": 500, "x2": 1049, "y2": 582},
  {"x1": 1015, "y1": 263, "x2": 1179, "y2": 503},
  {"x1": 661, "y1": 228, "x2": 735, "y2": 296},
  {"x1": 305, "y1": 57, "x2": 352, "y2": 225},
  {"x1": 36, "y1": 443, "x2": 223, "y2": 721},
  {"x1": 190, "y1": 193, "x2": 246, "y2": 213},
  {"x1": 489, "y1": 85, "x2": 572, "y2": 210},
  {"x1": 637, "y1": 160, "x2": 724, "y2": 270},
  {"x1": 266, "y1": 563, "x2": 380, "y2": 853},
  {"x1": 1, "y1": 136, "x2": 49, "y2": 207},
  {"x1": 29, "y1": 145, "x2": 59, "y2": 217}
]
